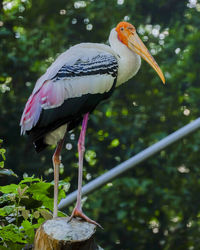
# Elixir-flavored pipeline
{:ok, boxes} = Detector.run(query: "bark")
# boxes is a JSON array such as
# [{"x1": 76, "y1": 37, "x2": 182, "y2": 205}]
[{"x1": 34, "y1": 217, "x2": 103, "y2": 250}]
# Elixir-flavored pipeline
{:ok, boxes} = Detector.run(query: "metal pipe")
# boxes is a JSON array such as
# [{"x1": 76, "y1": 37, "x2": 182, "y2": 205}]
[{"x1": 58, "y1": 117, "x2": 200, "y2": 210}]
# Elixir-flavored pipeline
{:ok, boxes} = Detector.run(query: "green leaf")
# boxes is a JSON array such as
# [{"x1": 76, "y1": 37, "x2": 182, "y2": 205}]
[
  {"x1": 21, "y1": 220, "x2": 34, "y2": 242},
  {"x1": 20, "y1": 177, "x2": 41, "y2": 184},
  {"x1": 0, "y1": 205, "x2": 15, "y2": 216},
  {"x1": 0, "y1": 161, "x2": 4, "y2": 168},
  {"x1": 0, "y1": 246, "x2": 7, "y2": 250},
  {"x1": 0, "y1": 148, "x2": 6, "y2": 161},
  {"x1": 117, "y1": 210, "x2": 127, "y2": 220},
  {"x1": 21, "y1": 209, "x2": 30, "y2": 220},
  {"x1": 110, "y1": 139, "x2": 120, "y2": 148},
  {"x1": 29, "y1": 182, "x2": 53, "y2": 209},
  {"x1": 38, "y1": 208, "x2": 53, "y2": 220},
  {"x1": 0, "y1": 184, "x2": 19, "y2": 194},
  {"x1": 0, "y1": 193, "x2": 15, "y2": 205},
  {"x1": 58, "y1": 189, "x2": 66, "y2": 201},
  {"x1": 33, "y1": 210, "x2": 40, "y2": 219},
  {"x1": 0, "y1": 224, "x2": 27, "y2": 243}
]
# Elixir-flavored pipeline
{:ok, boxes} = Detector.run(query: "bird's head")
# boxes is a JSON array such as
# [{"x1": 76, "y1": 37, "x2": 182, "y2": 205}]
[{"x1": 115, "y1": 21, "x2": 165, "y2": 84}]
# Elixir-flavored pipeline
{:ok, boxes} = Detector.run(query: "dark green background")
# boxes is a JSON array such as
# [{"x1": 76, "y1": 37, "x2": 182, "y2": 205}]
[{"x1": 1, "y1": 0, "x2": 200, "y2": 249}]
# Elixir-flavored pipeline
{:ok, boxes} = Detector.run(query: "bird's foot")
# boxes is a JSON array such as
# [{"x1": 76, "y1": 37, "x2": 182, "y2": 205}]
[{"x1": 68, "y1": 207, "x2": 103, "y2": 229}]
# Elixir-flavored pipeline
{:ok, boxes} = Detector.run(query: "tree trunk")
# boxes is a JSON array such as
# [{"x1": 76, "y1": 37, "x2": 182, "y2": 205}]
[{"x1": 33, "y1": 217, "x2": 103, "y2": 250}]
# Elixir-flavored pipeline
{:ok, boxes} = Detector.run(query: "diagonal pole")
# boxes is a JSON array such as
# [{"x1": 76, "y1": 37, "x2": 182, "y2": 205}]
[{"x1": 59, "y1": 117, "x2": 200, "y2": 210}]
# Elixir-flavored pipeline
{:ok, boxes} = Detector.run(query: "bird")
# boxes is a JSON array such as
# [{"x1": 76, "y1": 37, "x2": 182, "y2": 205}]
[{"x1": 20, "y1": 21, "x2": 165, "y2": 227}]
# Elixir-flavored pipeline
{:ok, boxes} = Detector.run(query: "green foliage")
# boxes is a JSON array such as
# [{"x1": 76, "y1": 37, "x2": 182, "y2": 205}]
[
  {"x1": 1, "y1": 0, "x2": 200, "y2": 249},
  {"x1": 0, "y1": 176, "x2": 67, "y2": 248},
  {"x1": 0, "y1": 140, "x2": 17, "y2": 177},
  {"x1": 0, "y1": 140, "x2": 6, "y2": 169}
]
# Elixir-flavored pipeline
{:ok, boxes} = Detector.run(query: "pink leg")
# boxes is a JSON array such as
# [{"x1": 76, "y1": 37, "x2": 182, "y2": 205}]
[
  {"x1": 53, "y1": 138, "x2": 65, "y2": 218},
  {"x1": 68, "y1": 113, "x2": 102, "y2": 228}
]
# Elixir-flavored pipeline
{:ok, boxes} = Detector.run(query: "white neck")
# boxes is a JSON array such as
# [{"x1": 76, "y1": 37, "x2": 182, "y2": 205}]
[{"x1": 109, "y1": 28, "x2": 141, "y2": 87}]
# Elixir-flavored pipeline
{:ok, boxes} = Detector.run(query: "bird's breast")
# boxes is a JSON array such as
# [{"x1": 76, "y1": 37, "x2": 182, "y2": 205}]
[{"x1": 116, "y1": 53, "x2": 141, "y2": 87}]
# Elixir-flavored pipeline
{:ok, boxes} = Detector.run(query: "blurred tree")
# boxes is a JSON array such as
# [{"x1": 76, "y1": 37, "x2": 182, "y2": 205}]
[{"x1": 1, "y1": 0, "x2": 200, "y2": 249}]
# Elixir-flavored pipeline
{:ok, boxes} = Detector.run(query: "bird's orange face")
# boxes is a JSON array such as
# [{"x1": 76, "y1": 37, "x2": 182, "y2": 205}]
[
  {"x1": 116, "y1": 21, "x2": 165, "y2": 84},
  {"x1": 116, "y1": 22, "x2": 136, "y2": 46}
]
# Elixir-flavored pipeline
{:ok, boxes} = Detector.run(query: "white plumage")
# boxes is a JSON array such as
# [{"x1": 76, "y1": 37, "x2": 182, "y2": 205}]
[
  {"x1": 32, "y1": 30, "x2": 141, "y2": 97},
  {"x1": 32, "y1": 44, "x2": 118, "y2": 96}
]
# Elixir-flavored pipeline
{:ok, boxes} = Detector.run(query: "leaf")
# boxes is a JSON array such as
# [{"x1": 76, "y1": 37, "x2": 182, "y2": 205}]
[
  {"x1": 17, "y1": 186, "x2": 28, "y2": 199},
  {"x1": 20, "y1": 177, "x2": 41, "y2": 184},
  {"x1": 117, "y1": 210, "x2": 127, "y2": 220},
  {"x1": 0, "y1": 169, "x2": 18, "y2": 177},
  {"x1": 0, "y1": 205, "x2": 15, "y2": 216},
  {"x1": 0, "y1": 193, "x2": 16, "y2": 205},
  {"x1": 0, "y1": 149, "x2": 6, "y2": 159},
  {"x1": 24, "y1": 180, "x2": 72, "y2": 212},
  {"x1": 32, "y1": 218, "x2": 46, "y2": 231},
  {"x1": 0, "y1": 224, "x2": 27, "y2": 243},
  {"x1": 33, "y1": 210, "x2": 40, "y2": 219},
  {"x1": 21, "y1": 209, "x2": 30, "y2": 220},
  {"x1": 58, "y1": 189, "x2": 66, "y2": 201},
  {"x1": 0, "y1": 184, "x2": 18, "y2": 194},
  {"x1": 21, "y1": 220, "x2": 35, "y2": 242},
  {"x1": 38, "y1": 208, "x2": 53, "y2": 220},
  {"x1": 58, "y1": 210, "x2": 67, "y2": 217},
  {"x1": 17, "y1": 186, "x2": 22, "y2": 196},
  {"x1": 0, "y1": 246, "x2": 7, "y2": 250},
  {"x1": 0, "y1": 161, "x2": 4, "y2": 168},
  {"x1": 29, "y1": 182, "x2": 53, "y2": 209}
]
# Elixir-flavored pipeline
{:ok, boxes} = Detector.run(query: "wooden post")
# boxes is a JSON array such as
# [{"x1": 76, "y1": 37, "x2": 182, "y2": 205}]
[{"x1": 34, "y1": 217, "x2": 103, "y2": 250}]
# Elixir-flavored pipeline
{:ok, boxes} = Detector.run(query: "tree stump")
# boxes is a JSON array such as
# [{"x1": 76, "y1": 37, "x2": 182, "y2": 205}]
[{"x1": 34, "y1": 217, "x2": 103, "y2": 250}]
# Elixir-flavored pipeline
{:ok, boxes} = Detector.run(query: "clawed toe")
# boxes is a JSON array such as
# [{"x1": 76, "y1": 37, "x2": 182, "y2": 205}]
[{"x1": 68, "y1": 207, "x2": 103, "y2": 229}]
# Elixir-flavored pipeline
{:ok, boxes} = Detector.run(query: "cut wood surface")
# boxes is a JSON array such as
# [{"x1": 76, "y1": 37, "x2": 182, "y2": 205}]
[{"x1": 34, "y1": 217, "x2": 103, "y2": 250}]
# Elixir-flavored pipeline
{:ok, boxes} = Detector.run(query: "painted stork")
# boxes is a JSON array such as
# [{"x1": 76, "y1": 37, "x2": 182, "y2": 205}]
[{"x1": 20, "y1": 21, "x2": 165, "y2": 227}]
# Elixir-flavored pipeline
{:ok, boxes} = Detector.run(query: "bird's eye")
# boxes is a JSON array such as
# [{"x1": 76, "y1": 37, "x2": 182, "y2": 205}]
[{"x1": 120, "y1": 27, "x2": 124, "y2": 31}]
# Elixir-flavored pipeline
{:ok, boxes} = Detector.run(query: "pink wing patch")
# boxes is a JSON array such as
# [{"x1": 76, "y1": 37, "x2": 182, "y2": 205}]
[{"x1": 20, "y1": 80, "x2": 66, "y2": 134}]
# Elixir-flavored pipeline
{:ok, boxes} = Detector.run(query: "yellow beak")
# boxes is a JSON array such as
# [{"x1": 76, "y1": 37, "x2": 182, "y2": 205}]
[{"x1": 128, "y1": 32, "x2": 165, "y2": 84}]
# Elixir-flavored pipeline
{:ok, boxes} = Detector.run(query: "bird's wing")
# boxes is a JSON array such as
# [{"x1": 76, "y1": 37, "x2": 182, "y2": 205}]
[{"x1": 20, "y1": 45, "x2": 118, "y2": 134}]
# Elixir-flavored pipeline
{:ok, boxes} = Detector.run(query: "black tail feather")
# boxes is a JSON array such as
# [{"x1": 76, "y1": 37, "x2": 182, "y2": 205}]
[{"x1": 33, "y1": 138, "x2": 48, "y2": 153}]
